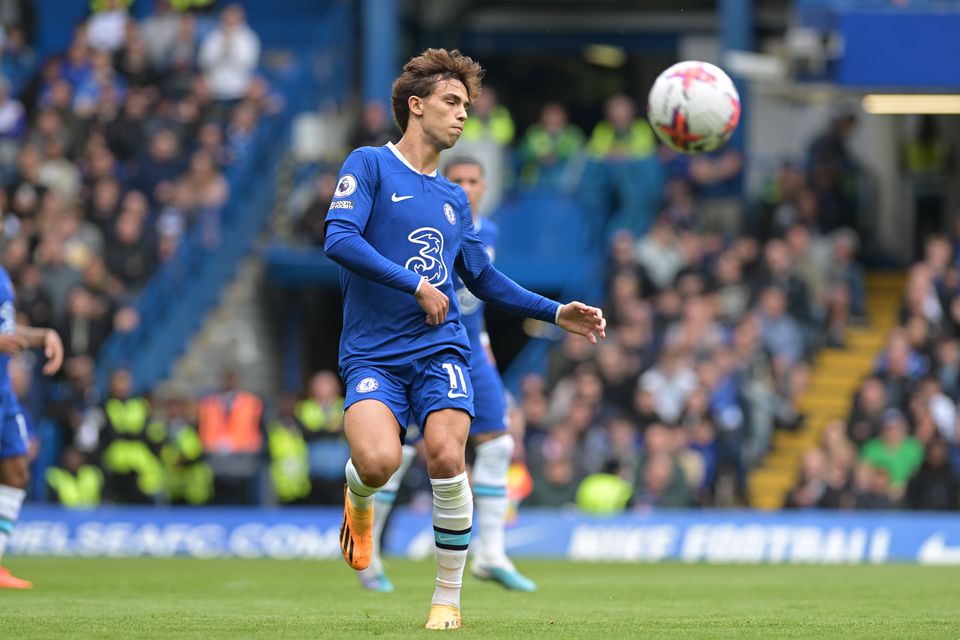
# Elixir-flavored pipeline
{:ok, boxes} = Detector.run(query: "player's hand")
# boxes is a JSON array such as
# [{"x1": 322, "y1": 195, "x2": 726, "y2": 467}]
[
  {"x1": 42, "y1": 329, "x2": 64, "y2": 375},
  {"x1": 556, "y1": 301, "x2": 606, "y2": 344},
  {"x1": 0, "y1": 334, "x2": 28, "y2": 356},
  {"x1": 415, "y1": 279, "x2": 449, "y2": 326}
]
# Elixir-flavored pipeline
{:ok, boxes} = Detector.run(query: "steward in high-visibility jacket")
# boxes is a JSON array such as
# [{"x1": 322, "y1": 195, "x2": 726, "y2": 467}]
[
  {"x1": 197, "y1": 371, "x2": 266, "y2": 505},
  {"x1": 575, "y1": 471, "x2": 632, "y2": 515},
  {"x1": 161, "y1": 422, "x2": 214, "y2": 505},
  {"x1": 522, "y1": 124, "x2": 585, "y2": 164},
  {"x1": 519, "y1": 109, "x2": 585, "y2": 187},
  {"x1": 198, "y1": 390, "x2": 263, "y2": 454},
  {"x1": 267, "y1": 417, "x2": 310, "y2": 503},
  {"x1": 46, "y1": 448, "x2": 103, "y2": 508},
  {"x1": 587, "y1": 119, "x2": 656, "y2": 160},
  {"x1": 294, "y1": 395, "x2": 344, "y2": 441},
  {"x1": 905, "y1": 123, "x2": 950, "y2": 199},
  {"x1": 168, "y1": 0, "x2": 216, "y2": 9},
  {"x1": 460, "y1": 104, "x2": 515, "y2": 146},
  {"x1": 293, "y1": 372, "x2": 348, "y2": 502},
  {"x1": 97, "y1": 370, "x2": 166, "y2": 504},
  {"x1": 89, "y1": 0, "x2": 132, "y2": 10}
]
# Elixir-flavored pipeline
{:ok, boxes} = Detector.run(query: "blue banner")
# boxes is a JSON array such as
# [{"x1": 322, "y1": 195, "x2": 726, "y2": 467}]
[
  {"x1": 11, "y1": 506, "x2": 960, "y2": 565},
  {"x1": 836, "y1": 12, "x2": 960, "y2": 88}
]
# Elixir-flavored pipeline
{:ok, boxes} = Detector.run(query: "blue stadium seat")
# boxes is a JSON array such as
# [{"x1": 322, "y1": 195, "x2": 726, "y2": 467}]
[{"x1": 492, "y1": 193, "x2": 591, "y2": 291}]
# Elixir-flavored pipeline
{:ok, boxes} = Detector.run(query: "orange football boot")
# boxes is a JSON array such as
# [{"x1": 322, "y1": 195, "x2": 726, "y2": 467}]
[
  {"x1": 339, "y1": 485, "x2": 373, "y2": 570},
  {"x1": 0, "y1": 567, "x2": 32, "y2": 589}
]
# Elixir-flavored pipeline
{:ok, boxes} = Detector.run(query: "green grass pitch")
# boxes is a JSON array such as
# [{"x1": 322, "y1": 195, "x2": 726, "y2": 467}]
[{"x1": 2, "y1": 558, "x2": 959, "y2": 639}]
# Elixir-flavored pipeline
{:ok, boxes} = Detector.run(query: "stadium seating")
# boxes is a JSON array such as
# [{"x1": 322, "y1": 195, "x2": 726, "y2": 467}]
[{"x1": 10, "y1": 1, "x2": 957, "y2": 514}]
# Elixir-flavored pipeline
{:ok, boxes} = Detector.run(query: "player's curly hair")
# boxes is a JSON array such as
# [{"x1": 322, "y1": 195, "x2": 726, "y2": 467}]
[{"x1": 391, "y1": 48, "x2": 484, "y2": 133}]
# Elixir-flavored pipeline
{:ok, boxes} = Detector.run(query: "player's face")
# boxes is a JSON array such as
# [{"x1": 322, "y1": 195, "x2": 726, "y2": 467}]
[
  {"x1": 445, "y1": 163, "x2": 486, "y2": 213},
  {"x1": 420, "y1": 78, "x2": 470, "y2": 150}
]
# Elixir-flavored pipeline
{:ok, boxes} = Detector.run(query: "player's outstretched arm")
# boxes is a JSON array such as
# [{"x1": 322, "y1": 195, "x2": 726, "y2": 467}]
[
  {"x1": 556, "y1": 301, "x2": 606, "y2": 344},
  {"x1": 454, "y1": 195, "x2": 606, "y2": 343},
  {"x1": 455, "y1": 211, "x2": 605, "y2": 342},
  {"x1": 15, "y1": 325, "x2": 64, "y2": 375},
  {"x1": 456, "y1": 260, "x2": 606, "y2": 343},
  {"x1": 0, "y1": 334, "x2": 28, "y2": 356}
]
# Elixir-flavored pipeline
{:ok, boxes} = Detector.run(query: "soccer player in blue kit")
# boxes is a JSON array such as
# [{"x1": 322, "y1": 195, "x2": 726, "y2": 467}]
[
  {"x1": 0, "y1": 266, "x2": 63, "y2": 589},
  {"x1": 324, "y1": 48, "x2": 605, "y2": 630},
  {"x1": 358, "y1": 157, "x2": 537, "y2": 595}
]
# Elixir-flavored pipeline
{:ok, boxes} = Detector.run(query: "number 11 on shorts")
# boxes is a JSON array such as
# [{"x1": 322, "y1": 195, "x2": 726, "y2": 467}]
[{"x1": 442, "y1": 362, "x2": 468, "y2": 399}]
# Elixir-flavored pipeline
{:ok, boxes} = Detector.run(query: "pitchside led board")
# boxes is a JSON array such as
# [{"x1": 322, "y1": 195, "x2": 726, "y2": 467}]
[{"x1": 10, "y1": 507, "x2": 960, "y2": 565}]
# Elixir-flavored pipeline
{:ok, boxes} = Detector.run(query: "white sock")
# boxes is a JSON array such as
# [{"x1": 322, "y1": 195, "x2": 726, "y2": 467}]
[
  {"x1": 363, "y1": 444, "x2": 416, "y2": 578},
  {"x1": 431, "y1": 472, "x2": 472, "y2": 609},
  {"x1": 472, "y1": 435, "x2": 514, "y2": 568},
  {"x1": 0, "y1": 485, "x2": 26, "y2": 565},
  {"x1": 344, "y1": 459, "x2": 379, "y2": 510}
]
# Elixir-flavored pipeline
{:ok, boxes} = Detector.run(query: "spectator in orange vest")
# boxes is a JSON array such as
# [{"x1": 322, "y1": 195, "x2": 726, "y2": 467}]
[{"x1": 198, "y1": 368, "x2": 265, "y2": 504}]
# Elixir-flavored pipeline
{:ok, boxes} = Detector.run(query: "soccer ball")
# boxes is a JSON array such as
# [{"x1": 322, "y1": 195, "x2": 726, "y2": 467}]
[{"x1": 646, "y1": 61, "x2": 741, "y2": 154}]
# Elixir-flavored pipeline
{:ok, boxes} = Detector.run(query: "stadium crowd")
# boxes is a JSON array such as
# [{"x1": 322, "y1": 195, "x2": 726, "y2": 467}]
[
  {"x1": 784, "y1": 234, "x2": 960, "y2": 511},
  {"x1": 0, "y1": 2, "x2": 284, "y2": 505},
  {"x1": 7, "y1": 6, "x2": 956, "y2": 512},
  {"x1": 513, "y1": 114, "x2": 872, "y2": 511},
  {"x1": 277, "y1": 93, "x2": 942, "y2": 514}
]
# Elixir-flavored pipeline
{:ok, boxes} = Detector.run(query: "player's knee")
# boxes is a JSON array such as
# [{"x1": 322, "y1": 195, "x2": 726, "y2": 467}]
[
  {"x1": 0, "y1": 461, "x2": 29, "y2": 489},
  {"x1": 426, "y1": 441, "x2": 465, "y2": 479},
  {"x1": 16, "y1": 467, "x2": 30, "y2": 490},
  {"x1": 363, "y1": 463, "x2": 398, "y2": 489},
  {"x1": 352, "y1": 449, "x2": 401, "y2": 488}
]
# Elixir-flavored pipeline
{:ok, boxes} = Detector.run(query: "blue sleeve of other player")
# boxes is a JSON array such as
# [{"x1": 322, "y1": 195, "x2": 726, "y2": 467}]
[
  {"x1": 480, "y1": 219, "x2": 499, "y2": 262},
  {"x1": 454, "y1": 197, "x2": 559, "y2": 323}
]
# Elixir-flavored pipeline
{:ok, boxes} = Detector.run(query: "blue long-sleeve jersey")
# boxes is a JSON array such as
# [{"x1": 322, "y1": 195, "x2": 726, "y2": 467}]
[
  {"x1": 0, "y1": 267, "x2": 21, "y2": 412},
  {"x1": 455, "y1": 218, "x2": 497, "y2": 365},
  {"x1": 324, "y1": 143, "x2": 558, "y2": 371}
]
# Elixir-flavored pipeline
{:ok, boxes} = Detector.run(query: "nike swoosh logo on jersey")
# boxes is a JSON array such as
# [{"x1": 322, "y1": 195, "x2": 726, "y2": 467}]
[{"x1": 391, "y1": 193, "x2": 414, "y2": 202}]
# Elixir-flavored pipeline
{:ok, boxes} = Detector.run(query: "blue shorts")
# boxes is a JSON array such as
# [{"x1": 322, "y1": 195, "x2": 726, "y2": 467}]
[
  {"x1": 343, "y1": 351, "x2": 475, "y2": 441},
  {"x1": 468, "y1": 356, "x2": 508, "y2": 436},
  {"x1": 405, "y1": 356, "x2": 508, "y2": 444},
  {"x1": 0, "y1": 410, "x2": 29, "y2": 460}
]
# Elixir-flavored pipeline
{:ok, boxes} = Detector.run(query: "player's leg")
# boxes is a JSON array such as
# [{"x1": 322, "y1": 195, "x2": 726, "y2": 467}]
[
  {"x1": 469, "y1": 367, "x2": 536, "y2": 591},
  {"x1": 340, "y1": 399, "x2": 403, "y2": 571},
  {"x1": 358, "y1": 441, "x2": 417, "y2": 592},
  {"x1": 422, "y1": 408, "x2": 471, "y2": 630},
  {"x1": 413, "y1": 353, "x2": 475, "y2": 630},
  {"x1": 0, "y1": 413, "x2": 32, "y2": 589},
  {"x1": 339, "y1": 367, "x2": 409, "y2": 571}
]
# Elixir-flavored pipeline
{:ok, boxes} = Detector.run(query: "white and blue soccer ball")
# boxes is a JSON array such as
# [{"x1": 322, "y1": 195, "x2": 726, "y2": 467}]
[{"x1": 646, "y1": 60, "x2": 741, "y2": 154}]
